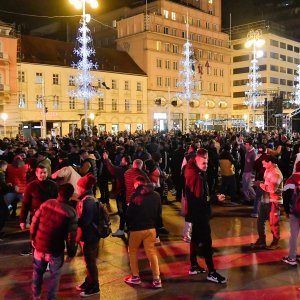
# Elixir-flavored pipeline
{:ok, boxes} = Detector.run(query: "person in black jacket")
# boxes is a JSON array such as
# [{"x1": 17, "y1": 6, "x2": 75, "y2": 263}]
[
  {"x1": 124, "y1": 176, "x2": 162, "y2": 289},
  {"x1": 30, "y1": 183, "x2": 78, "y2": 300},
  {"x1": 75, "y1": 174, "x2": 100, "y2": 297}
]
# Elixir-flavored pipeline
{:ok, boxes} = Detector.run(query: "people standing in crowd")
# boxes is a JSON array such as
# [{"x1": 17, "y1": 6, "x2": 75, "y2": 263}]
[
  {"x1": 184, "y1": 148, "x2": 226, "y2": 283},
  {"x1": 37, "y1": 151, "x2": 52, "y2": 176},
  {"x1": 19, "y1": 164, "x2": 58, "y2": 256},
  {"x1": 103, "y1": 151, "x2": 131, "y2": 237},
  {"x1": 207, "y1": 139, "x2": 219, "y2": 202},
  {"x1": 251, "y1": 155, "x2": 283, "y2": 250},
  {"x1": 30, "y1": 183, "x2": 78, "y2": 300},
  {"x1": 124, "y1": 175, "x2": 162, "y2": 288},
  {"x1": 75, "y1": 173, "x2": 100, "y2": 297},
  {"x1": 242, "y1": 140, "x2": 256, "y2": 203}
]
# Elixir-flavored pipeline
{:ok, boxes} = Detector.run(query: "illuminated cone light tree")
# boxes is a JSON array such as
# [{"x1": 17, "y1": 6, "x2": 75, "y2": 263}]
[
  {"x1": 177, "y1": 19, "x2": 200, "y2": 132},
  {"x1": 69, "y1": 0, "x2": 101, "y2": 132},
  {"x1": 245, "y1": 29, "x2": 265, "y2": 129},
  {"x1": 291, "y1": 64, "x2": 300, "y2": 106}
]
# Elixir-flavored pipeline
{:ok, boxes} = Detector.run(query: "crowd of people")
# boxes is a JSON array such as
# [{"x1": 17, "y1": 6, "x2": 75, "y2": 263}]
[{"x1": 0, "y1": 128, "x2": 300, "y2": 299}]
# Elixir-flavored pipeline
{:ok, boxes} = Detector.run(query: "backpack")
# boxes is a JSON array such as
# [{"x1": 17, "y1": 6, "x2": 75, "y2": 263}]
[{"x1": 93, "y1": 201, "x2": 112, "y2": 238}]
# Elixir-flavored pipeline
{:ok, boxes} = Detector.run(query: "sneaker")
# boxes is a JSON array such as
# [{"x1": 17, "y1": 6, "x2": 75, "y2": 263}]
[
  {"x1": 20, "y1": 249, "x2": 32, "y2": 256},
  {"x1": 207, "y1": 271, "x2": 227, "y2": 284},
  {"x1": 80, "y1": 286, "x2": 100, "y2": 297},
  {"x1": 182, "y1": 235, "x2": 191, "y2": 243},
  {"x1": 250, "y1": 238, "x2": 266, "y2": 249},
  {"x1": 152, "y1": 278, "x2": 162, "y2": 288},
  {"x1": 124, "y1": 275, "x2": 141, "y2": 285},
  {"x1": 266, "y1": 238, "x2": 279, "y2": 250},
  {"x1": 189, "y1": 264, "x2": 206, "y2": 275},
  {"x1": 76, "y1": 282, "x2": 88, "y2": 291},
  {"x1": 282, "y1": 256, "x2": 297, "y2": 266},
  {"x1": 155, "y1": 237, "x2": 161, "y2": 245},
  {"x1": 112, "y1": 229, "x2": 125, "y2": 237}
]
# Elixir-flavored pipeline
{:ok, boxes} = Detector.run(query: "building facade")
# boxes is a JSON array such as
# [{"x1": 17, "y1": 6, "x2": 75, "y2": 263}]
[
  {"x1": 104, "y1": 0, "x2": 233, "y2": 131},
  {"x1": 230, "y1": 21, "x2": 300, "y2": 129},
  {"x1": 17, "y1": 36, "x2": 148, "y2": 138},
  {"x1": 0, "y1": 22, "x2": 18, "y2": 137}
]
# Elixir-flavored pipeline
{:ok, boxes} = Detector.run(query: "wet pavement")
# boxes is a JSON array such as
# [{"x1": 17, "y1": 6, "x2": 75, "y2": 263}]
[{"x1": 1, "y1": 198, "x2": 300, "y2": 300}]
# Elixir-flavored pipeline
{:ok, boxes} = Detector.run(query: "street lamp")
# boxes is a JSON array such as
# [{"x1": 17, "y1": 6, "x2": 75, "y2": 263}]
[
  {"x1": 245, "y1": 29, "x2": 265, "y2": 130},
  {"x1": 1, "y1": 113, "x2": 8, "y2": 137},
  {"x1": 204, "y1": 114, "x2": 209, "y2": 131},
  {"x1": 69, "y1": 0, "x2": 100, "y2": 132}
]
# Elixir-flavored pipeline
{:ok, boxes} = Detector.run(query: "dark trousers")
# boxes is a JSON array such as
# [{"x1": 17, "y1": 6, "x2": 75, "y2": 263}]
[
  {"x1": 221, "y1": 175, "x2": 237, "y2": 202},
  {"x1": 116, "y1": 192, "x2": 127, "y2": 230},
  {"x1": 98, "y1": 178, "x2": 109, "y2": 204},
  {"x1": 172, "y1": 174, "x2": 182, "y2": 200},
  {"x1": 190, "y1": 216, "x2": 215, "y2": 273},
  {"x1": 82, "y1": 242, "x2": 99, "y2": 288}
]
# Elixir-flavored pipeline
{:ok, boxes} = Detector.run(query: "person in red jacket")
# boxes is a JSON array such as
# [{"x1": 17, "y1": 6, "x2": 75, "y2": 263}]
[{"x1": 30, "y1": 183, "x2": 78, "y2": 300}]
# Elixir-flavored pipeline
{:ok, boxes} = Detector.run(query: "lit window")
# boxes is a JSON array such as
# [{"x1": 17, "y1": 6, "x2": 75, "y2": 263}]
[
  {"x1": 137, "y1": 100, "x2": 142, "y2": 112},
  {"x1": 125, "y1": 99, "x2": 130, "y2": 111},
  {"x1": 112, "y1": 99, "x2": 118, "y2": 111},
  {"x1": 53, "y1": 74, "x2": 59, "y2": 85},
  {"x1": 171, "y1": 12, "x2": 176, "y2": 20},
  {"x1": 69, "y1": 97, "x2": 75, "y2": 109},
  {"x1": 157, "y1": 76, "x2": 162, "y2": 87},
  {"x1": 163, "y1": 10, "x2": 169, "y2": 19},
  {"x1": 137, "y1": 82, "x2": 142, "y2": 91},
  {"x1": 18, "y1": 71, "x2": 25, "y2": 83},
  {"x1": 36, "y1": 73, "x2": 43, "y2": 84},
  {"x1": 98, "y1": 98, "x2": 104, "y2": 110},
  {"x1": 165, "y1": 60, "x2": 170, "y2": 69}
]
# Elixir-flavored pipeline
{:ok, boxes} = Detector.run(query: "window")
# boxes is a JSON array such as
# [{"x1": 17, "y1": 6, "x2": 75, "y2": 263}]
[
  {"x1": 206, "y1": 22, "x2": 210, "y2": 29},
  {"x1": 213, "y1": 68, "x2": 218, "y2": 76},
  {"x1": 112, "y1": 99, "x2": 118, "y2": 111},
  {"x1": 173, "y1": 78, "x2": 178, "y2": 88},
  {"x1": 197, "y1": 49, "x2": 203, "y2": 59},
  {"x1": 270, "y1": 77, "x2": 279, "y2": 84},
  {"x1": 197, "y1": 19, "x2": 201, "y2": 27},
  {"x1": 165, "y1": 43, "x2": 170, "y2": 52},
  {"x1": 220, "y1": 54, "x2": 224, "y2": 62},
  {"x1": 163, "y1": 9, "x2": 169, "y2": 19},
  {"x1": 53, "y1": 74, "x2": 59, "y2": 85},
  {"x1": 270, "y1": 39, "x2": 278, "y2": 47},
  {"x1": 208, "y1": 82, "x2": 212, "y2": 92},
  {"x1": 198, "y1": 80, "x2": 203, "y2": 91},
  {"x1": 197, "y1": 35, "x2": 201, "y2": 42},
  {"x1": 295, "y1": 47, "x2": 300, "y2": 53},
  {"x1": 287, "y1": 80, "x2": 293, "y2": 86},
  {"x1": 137, "y1": 100, "x2": 142, "y2": 112},
  {"x1": 157, "y1": 76, "x2": 162, "y2": 87},
  {"x1": 163, "y1": 27, "x2": 169, "y2": 34},
  {"x1": 173, "y1": 61, "x2": 178, "y2": 70},
  {"x1": 156, "y1": 41, "x2": 162, "y2": 51},
  {"x1": 287, "y1": 56, "x2": 293, "y2": 63},
  {"x1": 270, "y1": 52, "x2": 279, "y2": 59},
  {"x1": 53, "y1": 96, "x2": 59, "y2": 109},
  {"x1": 171, "y1": 12, "x2": 176, "y2": 20},
  {"x1": 220, "y1": 69, "x2": 224, "y2": 76},
  {"x1": 112, "y1": 79, "x2": 117, "y2": 89},
  {"x1": 233, "y1": 67, "x2": 249, "y2": 74},
  {"x1": 190, "y1": 33, "x2": 194, "y2": 40},
  {"x1": 18, "y1": 94, "x2": 26, "y2": 108},
  {"x1": 213, "y1": 82, "x2": 218, "y2": 92},
  {"x1": 270, "y1": 65, "x2": 279, "y2": 72},
  {"x1": 182, "y1": 31, "x2": 186, "y2": 38},
  {"x1": 36, "y1": 95, "x2": 43, "y2": 108},
  {"x1": 295, "y1": 58, "x2": 300, "y2": 64},
  {"x1": 233, "y1": 55, "x2": 249, "y2": 62},
  {"x1": 156, "y1": 25, "x2": 160, "y2": 33},
  {"x1": 233, "y1": 79, "x2": 248, "y2": 86},
  {"x1": 287, "y1": 44, "x2": 293, "y2": 51},
  {"x1": 69, "y1": 97, "x2": 75, "y2": 109},
  {"x1": 213, "y1": 53, "x2": 218, "y2": 61},
  {"x1": 97, "y1": 79, "x2": 101, "y2": 88},
  {"x1": 207, "y1": 51, "x2": 212, "y2": 60},
  {"x1": 124, "y1": 80, "x2": 129, "y2": 90},
  {"x1": 280, "y1": 79, "x2": 286, "y2": 85},
  {"x1": 172, "y1": 44, "x2": 178, "y2": 53},
  {"x1": 137, "y1": 82, "x2": 142, "y2": 91},
  {"x1": 280, "y1": 54, "x2": 286, "y2": 61},
  {"x1": 156, "y1": 59, "x2": 163, "y2": 70},
  {"x1": 280, "y1": 42, "x2": 286, "y2": 49},
  {"x1": 18, "y1": 71, "x2": 25, "y2": 82},
  {"x1": 36, "y1": 73, "x2": 43, "y2": 84},
  {"x1": 125, "y1": 99, "x2": 130, "y2": 111},
  {"x1": 172, "y1": 28, "x2": 177, "y2": 36},
  {"x1": 165, "y1": 60, "x2": 170, "y2": 69},
  {"x1": 98, "y1": 98, "x2": 104, "y2": 110},
  {"x1": 69, "y1": 75, "x2": 75, "y2": 86},
  {"x1": 287, "y1": 68, "x2": 293, "y2": 74},
  {"x1": 233, "y1": 91, "x2": 245, "y2": 98},
  {"x1": 165, "y1": 77, "x2": 171, "y2": 87}
]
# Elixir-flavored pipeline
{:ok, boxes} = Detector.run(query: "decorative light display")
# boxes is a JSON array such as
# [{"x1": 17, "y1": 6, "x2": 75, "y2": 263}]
[
  {"x1": 176, "y1": 19, "x2": 200, "y2": 131},
  {"x1": 69, "y1": 0, "x2": 101, "y2": 131},
  {"x1": 244, "y1": 29, "x2": 265, "y2": 109},
  {"x1": 291, "y1": 64, "x2": 300, "y2": 106}
]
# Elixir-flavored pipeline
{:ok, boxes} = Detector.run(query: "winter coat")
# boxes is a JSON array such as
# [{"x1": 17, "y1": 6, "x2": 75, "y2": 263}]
[
  {"x1": 30, "y1": 198, "x2": 78, "y2": 257},
  {"x1": 126, "y1": 184, "x2": 161, "y2": 231},
  {"x1": 6, "y1": 161, "x2": 28, "y2": 193}
]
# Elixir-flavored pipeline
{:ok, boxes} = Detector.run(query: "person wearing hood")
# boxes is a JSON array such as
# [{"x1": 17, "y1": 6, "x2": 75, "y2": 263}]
[
  {"x1": 75, "y1": 174, "x2": 100, "y2": 297},
  {"x1": 37, "y1": 151, "x2": 52, "y2": 176},
  {"x1": 124, "y1": 175, "x2": 162, "y2": 288},
  {"x1": 30, "y1": 183, "x2": 78, "y2": 300}
]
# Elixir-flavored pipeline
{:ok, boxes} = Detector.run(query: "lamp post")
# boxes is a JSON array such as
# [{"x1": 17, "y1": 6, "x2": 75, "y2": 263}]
[
  {"x1": 1, "y1": 113, "x2": 8, "y2": 137},
  {"x1": 69, "y1": 0, "x2": 100, "y2": 132},
  {"x1": 245, "y1": 29, "x2": 265, "y2": 130}
]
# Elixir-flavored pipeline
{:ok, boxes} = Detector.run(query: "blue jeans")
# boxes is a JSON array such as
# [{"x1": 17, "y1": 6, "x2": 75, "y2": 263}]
[
  {"x1": 32, "y1": 251, "x2": 64, "y2": 300},
  {"x1": 242, "y1": 172, "x2": 255, "y2": 201}
]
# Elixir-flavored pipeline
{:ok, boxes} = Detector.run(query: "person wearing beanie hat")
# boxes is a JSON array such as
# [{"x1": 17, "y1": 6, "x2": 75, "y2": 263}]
[{"x1": 75, "y1": 173, "x2": 100, "y2": 297}]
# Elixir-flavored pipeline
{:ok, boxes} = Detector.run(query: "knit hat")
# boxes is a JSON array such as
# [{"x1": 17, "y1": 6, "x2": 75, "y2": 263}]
[{"x1": 77, "y1": 173, "x2": 96, "y2": 190}]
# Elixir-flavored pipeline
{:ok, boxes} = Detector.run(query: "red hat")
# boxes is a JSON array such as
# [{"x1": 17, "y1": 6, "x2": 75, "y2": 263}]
[{"x1": 77, "y1": 173, "x2": 96, "y2": 190}]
